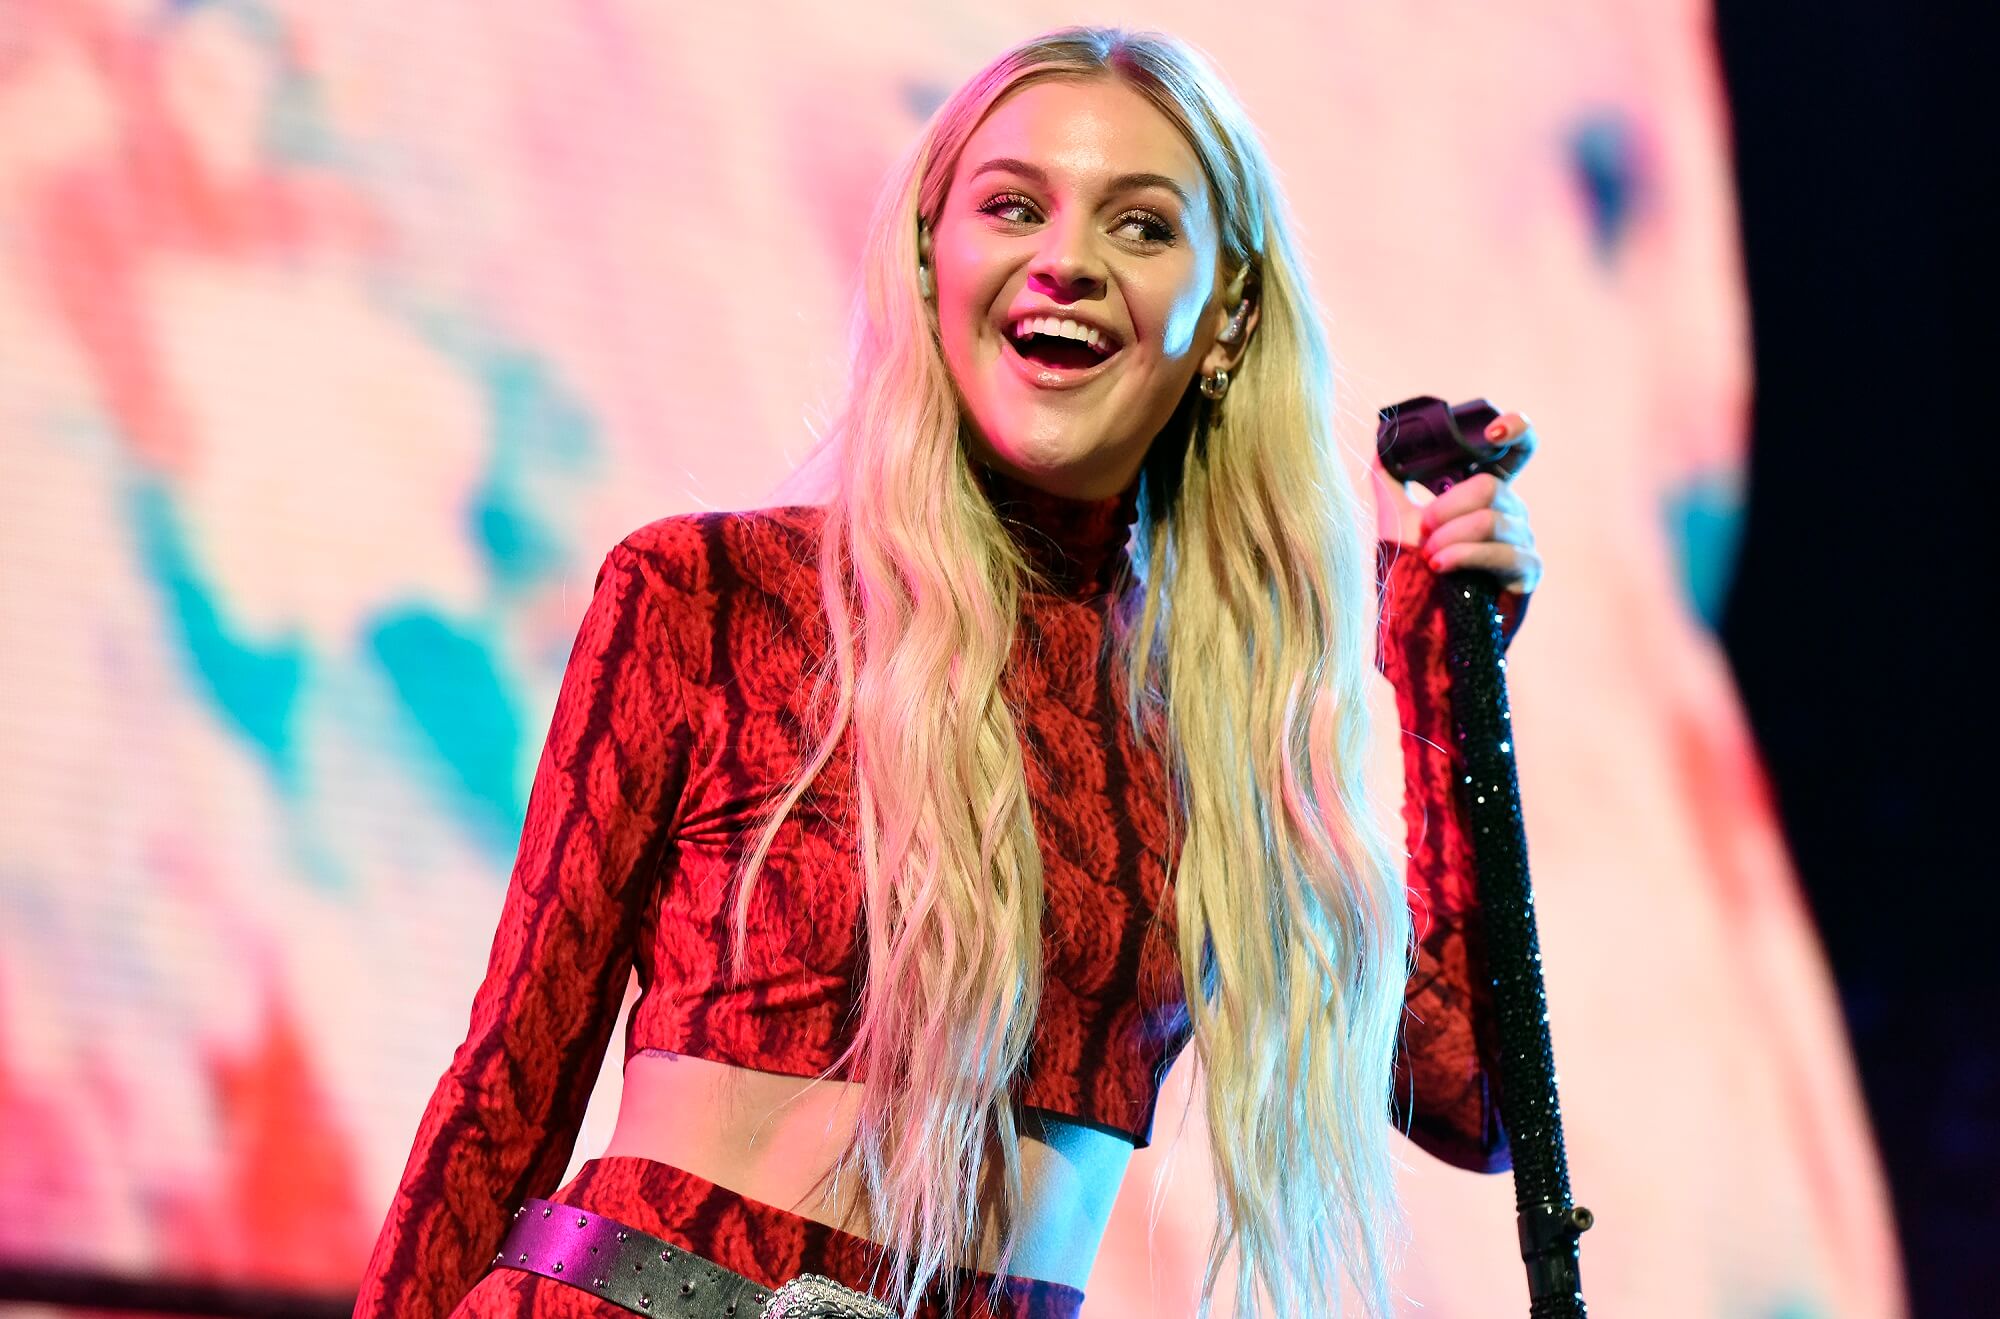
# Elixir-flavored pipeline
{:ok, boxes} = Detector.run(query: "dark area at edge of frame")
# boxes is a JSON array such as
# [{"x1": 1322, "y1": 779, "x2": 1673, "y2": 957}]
[
  {"x1": 0, "y1": 5, "x2": 1983, "y2": 1317},
  {"x1": 1714, "y1": 1, "x2": 1983, "y2": 1314}
]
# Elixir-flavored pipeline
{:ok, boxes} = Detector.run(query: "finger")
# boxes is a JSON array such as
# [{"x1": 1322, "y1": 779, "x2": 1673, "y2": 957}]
[
  {"x1": 1480, "y1": 411, "x2": 1537, "y2": 480},
  {"x1": 1412, "y1": 463, "x2": 1532, "y2": 533},
  {"x1": 1370, "y1": 460, "x2": 1427, "y2": 544},
  {"x1": 1422, "y1": 507, "x2": 1529, "y2": 556},
  {"x1": 1481, "y1": 410, "x2": 1531, "y2": 444},
  {"x1": 1485, "y1": 479, "x2": 1529, "y2": 520},
  {"x1": 1428, "y1": 540, "x2": 1543, "y2": 593},
  {"x1": 1417, "y1": 471, "x2": 1505, "y2": 535}
]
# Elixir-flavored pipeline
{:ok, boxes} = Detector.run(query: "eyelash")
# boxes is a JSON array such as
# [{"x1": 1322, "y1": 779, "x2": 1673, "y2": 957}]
[{"x1": 978, "y1": 191, "x2": 1177, "y2": 244}]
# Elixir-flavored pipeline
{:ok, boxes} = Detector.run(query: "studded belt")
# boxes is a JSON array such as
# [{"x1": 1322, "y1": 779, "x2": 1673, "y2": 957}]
[{"x1": 494, "y1": 1198, "x2": 892, "y2": 1318}]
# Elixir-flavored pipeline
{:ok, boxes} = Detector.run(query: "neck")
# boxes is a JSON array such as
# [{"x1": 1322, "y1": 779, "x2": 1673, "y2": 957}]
[{"x1": 972, "y1": 458, "x2": 1140, "y2": 599}]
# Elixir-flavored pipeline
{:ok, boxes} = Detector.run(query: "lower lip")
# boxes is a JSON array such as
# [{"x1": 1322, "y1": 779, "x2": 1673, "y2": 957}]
[{"x1": 1000, "y1": 336, "x2": 1121, "y2": 391}]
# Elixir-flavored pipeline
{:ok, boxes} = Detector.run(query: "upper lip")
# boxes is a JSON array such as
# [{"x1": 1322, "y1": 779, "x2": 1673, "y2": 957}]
[{"x1": 1000, "y1": 306, "x2": 1126, "y2": 354}]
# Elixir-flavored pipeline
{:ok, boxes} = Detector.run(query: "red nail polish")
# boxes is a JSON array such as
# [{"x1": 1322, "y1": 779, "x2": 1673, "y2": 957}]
[{"x1": 1485, "y1": 422, "x2": 1505, "y2": 440}]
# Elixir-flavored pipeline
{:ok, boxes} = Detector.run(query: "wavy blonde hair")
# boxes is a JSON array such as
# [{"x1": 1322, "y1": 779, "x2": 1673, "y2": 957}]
[{"x1": 740, "y1": 26, "x2": 1410, "y2": 1319}]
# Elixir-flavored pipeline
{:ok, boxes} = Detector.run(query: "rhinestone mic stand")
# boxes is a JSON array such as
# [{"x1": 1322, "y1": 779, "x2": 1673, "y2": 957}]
[{"x1": 1378, "y1": 396, "x2": 1594, "y2": 1318}]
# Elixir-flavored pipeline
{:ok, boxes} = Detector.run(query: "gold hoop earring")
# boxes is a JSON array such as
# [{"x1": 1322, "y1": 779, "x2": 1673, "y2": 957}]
[{"x1": 1199, "y1": 368, "x2": 1230, "y2": 400}]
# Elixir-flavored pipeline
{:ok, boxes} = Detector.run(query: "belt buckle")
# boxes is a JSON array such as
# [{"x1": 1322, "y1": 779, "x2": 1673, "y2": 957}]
[{"x1": 760, "y1": 1271, "x2": 894, "y2": 1318}]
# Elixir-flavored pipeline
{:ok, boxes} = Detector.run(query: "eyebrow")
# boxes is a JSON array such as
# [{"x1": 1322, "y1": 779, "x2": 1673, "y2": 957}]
[{"x1": 967, "y1": 157, "x2": 1195, "y2": 210}]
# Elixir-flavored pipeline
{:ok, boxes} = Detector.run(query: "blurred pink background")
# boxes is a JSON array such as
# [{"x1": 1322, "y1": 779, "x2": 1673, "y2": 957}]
[{"x1": 0, "y1": 2, "x2": 1901, "y2": 1314}]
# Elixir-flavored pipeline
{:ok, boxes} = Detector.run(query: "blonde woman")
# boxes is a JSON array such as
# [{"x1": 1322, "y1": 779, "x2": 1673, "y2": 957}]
[{"x1": 357, "y1": 25, "x2": 1542, "y2": 1319}]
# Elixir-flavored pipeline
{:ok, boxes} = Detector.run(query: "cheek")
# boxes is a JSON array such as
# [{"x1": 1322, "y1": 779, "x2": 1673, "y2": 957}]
[
  {"x1": 935, "y1": 233, "x2": 1008, "y2": 330},
  {"x1": 1158, "y1": 298, "x2": 1206, "y2": 358},
  {"x1": 935, "y1": 278, "x2": 1005, "y2": 415},
  {"x1": 1133, "y1": 269, "x2": 1214, "y2": 359}
]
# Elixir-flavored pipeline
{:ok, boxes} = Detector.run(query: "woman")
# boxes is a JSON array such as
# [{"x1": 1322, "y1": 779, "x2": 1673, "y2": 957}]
[{"x1": 355, "y1": 25, "x2": 1542, "y2": 1319}]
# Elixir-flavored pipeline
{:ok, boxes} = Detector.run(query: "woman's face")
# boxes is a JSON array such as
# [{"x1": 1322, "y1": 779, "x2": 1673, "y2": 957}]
[{"x1": 928, "y1": 75, "x2": 1244, "y2": 500}]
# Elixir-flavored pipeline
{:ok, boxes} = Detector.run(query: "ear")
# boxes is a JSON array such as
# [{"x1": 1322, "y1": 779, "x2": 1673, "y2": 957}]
[{"x1": 1202, "y1": 268, "x2": 1260, "y2": 376}]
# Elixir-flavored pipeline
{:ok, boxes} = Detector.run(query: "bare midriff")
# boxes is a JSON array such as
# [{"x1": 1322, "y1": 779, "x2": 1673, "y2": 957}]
[{"x1": 602, "y1": 1049, "x2": 1135, "y2": 1290}]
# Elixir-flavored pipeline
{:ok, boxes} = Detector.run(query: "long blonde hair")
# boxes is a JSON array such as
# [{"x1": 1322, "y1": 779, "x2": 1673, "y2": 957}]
[{"x1": 741, "y1": 27, "x2": 1410, "y2": 1318}]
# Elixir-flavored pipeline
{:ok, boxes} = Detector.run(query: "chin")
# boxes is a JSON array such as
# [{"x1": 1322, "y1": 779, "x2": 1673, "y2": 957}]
[
  {"x1": 1006, "y1": 446, "x2": 1145, "y2": 503},
  {"x1": 985, "y1": 432, "x2": 1101, "y2": 478}
]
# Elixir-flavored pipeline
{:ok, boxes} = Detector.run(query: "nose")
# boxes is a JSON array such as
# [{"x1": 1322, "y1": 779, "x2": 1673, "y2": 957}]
[{"x1": 1025, "y1": 218, "x2": 1106, "y2": 302}]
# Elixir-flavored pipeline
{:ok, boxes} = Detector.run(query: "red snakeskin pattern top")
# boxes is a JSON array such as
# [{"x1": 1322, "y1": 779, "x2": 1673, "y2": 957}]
[{"x1": 356, "y1": 464, "x2": 1523, "y2": 1317}]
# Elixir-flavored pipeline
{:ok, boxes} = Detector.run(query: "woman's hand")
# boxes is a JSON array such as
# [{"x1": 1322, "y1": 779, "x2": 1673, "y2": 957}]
[{"x1": 1371, "y1": 409, "x2": 1543, "y2": 596}]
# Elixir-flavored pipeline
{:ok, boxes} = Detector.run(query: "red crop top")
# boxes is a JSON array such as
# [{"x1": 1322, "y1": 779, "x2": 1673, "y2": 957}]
[{"x1": 355, "y1": 464, "x2": 1523, "y2": 1316}]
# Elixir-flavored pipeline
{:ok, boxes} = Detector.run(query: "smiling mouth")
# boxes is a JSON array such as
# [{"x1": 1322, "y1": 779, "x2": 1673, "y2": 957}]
[
  {"x1": 1002, "y1": 317, "x2": 1123, "y2": 378},
  {"x1": 1009, "y1": 334, "x2": 1106, "y2": 370}
]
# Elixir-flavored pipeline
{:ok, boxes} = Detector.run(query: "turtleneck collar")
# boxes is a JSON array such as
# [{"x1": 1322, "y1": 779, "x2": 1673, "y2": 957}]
[{"x1": 973, "y1": 460, "x2": 1140, "y2": 598}]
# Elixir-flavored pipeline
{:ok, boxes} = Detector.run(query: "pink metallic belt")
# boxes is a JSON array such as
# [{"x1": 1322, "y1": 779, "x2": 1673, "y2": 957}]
[{"x1": 492, "y1": 1197, "x2": 891, "y2": 1318}]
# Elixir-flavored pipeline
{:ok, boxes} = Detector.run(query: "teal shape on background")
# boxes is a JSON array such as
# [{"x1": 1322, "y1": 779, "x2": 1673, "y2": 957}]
[
  {"x1": 367, "y1": 607, "x2": 526, "y2": 858},
  {"x1": 130, "y1": 479, "x2": 305, "y2": 786},
  {"x1": 1665, "y1": 469, "x2": 1746, "y2": 632}
]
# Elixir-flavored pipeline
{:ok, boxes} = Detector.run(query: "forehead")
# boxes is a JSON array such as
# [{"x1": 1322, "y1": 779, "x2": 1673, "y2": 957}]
[{"x1": 954, "y1": 75, "x2": 1207, "y2": 201}]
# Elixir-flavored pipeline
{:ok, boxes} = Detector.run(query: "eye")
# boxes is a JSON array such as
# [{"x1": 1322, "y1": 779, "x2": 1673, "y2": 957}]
[
  {"x1": 1115, "y1": 209, "x2": 1177, "y2": 245},
  {"x1": 979, "y1": 191, "x2": 1041, "y2": 224}
]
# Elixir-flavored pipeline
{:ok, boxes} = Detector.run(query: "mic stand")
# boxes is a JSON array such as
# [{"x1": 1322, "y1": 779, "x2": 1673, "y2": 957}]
[{"x1": 1378, "y1": 396, "x2": 1594, "y2": 1318}]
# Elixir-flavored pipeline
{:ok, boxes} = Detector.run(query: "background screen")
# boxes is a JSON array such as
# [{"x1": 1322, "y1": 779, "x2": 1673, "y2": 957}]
[{"x1": 0, "y1": 2, "x2": 1901, "y2": 1314}]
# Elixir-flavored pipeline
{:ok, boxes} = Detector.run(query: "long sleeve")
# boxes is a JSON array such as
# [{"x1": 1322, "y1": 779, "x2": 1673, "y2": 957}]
[
  {"x1": 1374, "y1": 539, "x2": 1527, "y2": 1174},
  {"x1": 355, "y1": 541, "x2": 693, "y2": 1317}
]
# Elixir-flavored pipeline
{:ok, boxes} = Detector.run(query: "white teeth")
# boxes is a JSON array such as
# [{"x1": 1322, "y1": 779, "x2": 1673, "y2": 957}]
[{"x1": 1010, "y1": 316, "x2": 1112, "y2": 355}]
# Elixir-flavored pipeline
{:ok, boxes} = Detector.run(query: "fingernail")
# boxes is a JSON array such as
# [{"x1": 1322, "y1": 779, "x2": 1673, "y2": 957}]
[{"x1": 1485, "y1": 421, "x2": 1506, "y2": 440}]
